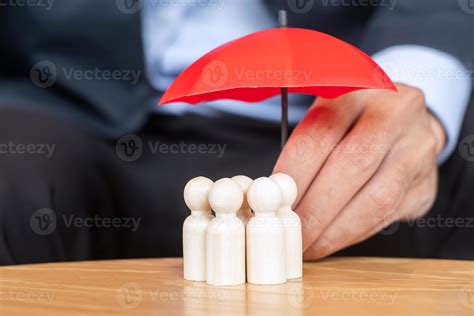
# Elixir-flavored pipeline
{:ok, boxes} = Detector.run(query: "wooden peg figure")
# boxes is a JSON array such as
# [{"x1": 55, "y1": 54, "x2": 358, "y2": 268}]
[
  {"x1": 207, "y1": 178, "x2": 246, "y2": 286},
  {"x1": 183, "y1": 176, "x2": 214, "y2": 281},
  {"x1": 231, "y1": 175, "x2": 253, "y2": 226},
  {"x1": 246, "y1": 177, "x2": 286, "y2": 285},
  {"x1": 270, "y1": 173, "x2": 302, "y2": 279}
]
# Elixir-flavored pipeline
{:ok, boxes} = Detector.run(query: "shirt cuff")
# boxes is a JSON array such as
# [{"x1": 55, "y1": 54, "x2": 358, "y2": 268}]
[{"x1": 372, "y1": 45, "x2": 472, "y2": 164}]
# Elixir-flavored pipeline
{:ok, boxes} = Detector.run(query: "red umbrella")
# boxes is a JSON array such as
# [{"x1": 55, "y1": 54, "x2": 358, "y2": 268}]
[{"x1": 160, "y1": 11, "x2": 396, "y2": 147}]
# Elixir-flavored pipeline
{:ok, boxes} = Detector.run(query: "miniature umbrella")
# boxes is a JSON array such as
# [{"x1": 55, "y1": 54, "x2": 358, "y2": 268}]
[{"x1": 159, "y1": 12, "x2": 396, "y2": 148}]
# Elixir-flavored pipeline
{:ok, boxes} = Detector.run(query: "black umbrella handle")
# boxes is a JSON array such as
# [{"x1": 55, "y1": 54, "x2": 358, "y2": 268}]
[
  {"x1": 279, "y1": 10, "x2": 289, "y2": 149},
  {"x1": 278, "y1": 10, "x2": 287, "y2": 28},
  {"x1": 281, "y1": 87, "x2": 289, "y2": 149}
]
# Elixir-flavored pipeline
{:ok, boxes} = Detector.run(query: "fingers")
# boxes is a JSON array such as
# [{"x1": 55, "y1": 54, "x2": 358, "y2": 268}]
[
  {"x1": 350, "y1": 168, "x2": 437, "y2": 249},
  {"x1": 275, "y1": 84, "x2": 431, "y2": 256},
  {"x1": 296, "y1": 85, "x2": 429, "y2": 252},
  {"x1": 273, "y1": 95, "x2": 364, "y2": 206},
  {"x1": 296, "y1": 107, "x2": 402, "y2": 251},
  {"x1": 303, "y1": 129, "x2": 437, "y2": 260}
]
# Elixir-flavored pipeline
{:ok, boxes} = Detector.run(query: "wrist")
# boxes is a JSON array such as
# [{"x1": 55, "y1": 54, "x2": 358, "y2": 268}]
[{"x1": 428, "y1": 111, "x2": 447, "y2": 155}]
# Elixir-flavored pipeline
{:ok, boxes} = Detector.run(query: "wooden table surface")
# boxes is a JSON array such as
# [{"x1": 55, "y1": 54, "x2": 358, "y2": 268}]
[{"x1": 0, "y1": 257, "x2": 473, "y2": 315}]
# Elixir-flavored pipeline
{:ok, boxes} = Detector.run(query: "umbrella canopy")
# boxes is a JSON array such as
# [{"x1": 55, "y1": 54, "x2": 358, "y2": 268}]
[{"x1": 159, "y1": 27, "x2": 396, "y2": 105}]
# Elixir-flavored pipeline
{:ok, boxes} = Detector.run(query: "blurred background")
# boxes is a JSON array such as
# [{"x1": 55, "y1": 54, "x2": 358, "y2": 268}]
[{"x1": 0, "y1": 0, "x2": 472, "y2": 265}]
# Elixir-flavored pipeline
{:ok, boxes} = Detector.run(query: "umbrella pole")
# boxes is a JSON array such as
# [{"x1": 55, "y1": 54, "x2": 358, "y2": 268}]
[
  {"x1": 278, "y1": 10, "x2": 289, "y2": 149},
  {"x1": 281, "y1": 87, "x2": 289, "y2": 149}
]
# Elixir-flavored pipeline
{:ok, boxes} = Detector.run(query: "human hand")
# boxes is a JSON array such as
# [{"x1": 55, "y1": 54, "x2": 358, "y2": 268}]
[{"x1": 273, "y1": 84, "x2": 446, "y2": 260}]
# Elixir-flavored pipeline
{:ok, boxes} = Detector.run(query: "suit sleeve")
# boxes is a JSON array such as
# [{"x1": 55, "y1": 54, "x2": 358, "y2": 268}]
[{"x1": 358, "y1": 0, "x2": 473, "y2": 67}]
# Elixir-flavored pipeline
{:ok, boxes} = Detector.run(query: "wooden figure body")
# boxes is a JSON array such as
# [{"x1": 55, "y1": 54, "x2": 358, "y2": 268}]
[
  {"x1": 206, "y1": 178, "x2": 245, "y2": 286},
  {"x1": 183, "y1": 176, "x2": 214, "y2": 281},
  {"x1": 270, "y1": 173, "x2": 302, "y2": 279},
  {"x1": 246, "y1": 177, "x2": 286, "y2": 285},
  {"x1": 231, "y1": 175, "x2": 253, "y2": 226}
]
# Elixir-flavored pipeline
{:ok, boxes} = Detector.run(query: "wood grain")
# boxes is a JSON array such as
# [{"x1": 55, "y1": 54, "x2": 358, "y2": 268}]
[{"x1": 0, "y1": 257, "x2": 473, "y2": 315}]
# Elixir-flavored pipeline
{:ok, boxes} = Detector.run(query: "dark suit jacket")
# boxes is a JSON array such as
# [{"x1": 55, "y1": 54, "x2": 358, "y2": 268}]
[{"x1": 0, "y1": 0, "x2": 472, "y2": 137}]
